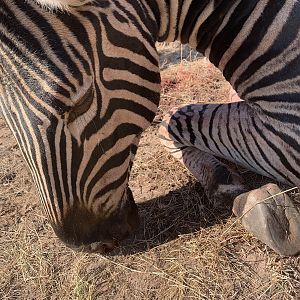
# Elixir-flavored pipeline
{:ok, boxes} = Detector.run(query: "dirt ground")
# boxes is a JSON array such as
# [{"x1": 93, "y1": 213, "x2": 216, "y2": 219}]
[{"x1": 1, "y1": 45, "x2": 300, "y2": 299}]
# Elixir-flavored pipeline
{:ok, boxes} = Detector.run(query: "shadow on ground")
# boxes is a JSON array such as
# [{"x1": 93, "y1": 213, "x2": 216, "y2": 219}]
[
  {"x1": 120, "y1": 182, "x2": 231, "y2": 255},
  {"x1": 112, "y1": 170, "x2": 282, "y2": 256}
]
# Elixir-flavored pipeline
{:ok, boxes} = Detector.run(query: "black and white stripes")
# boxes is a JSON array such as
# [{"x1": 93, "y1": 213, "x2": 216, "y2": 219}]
[
  {"x1": 0, "y1": 0, "x2": 160, "y2": 248},
  {"x1": 159, "y1": 0, "x2": 300, "y2": 191},
  {"x1": 1, "y1": 0, "x2": 300, "y2": 250}
]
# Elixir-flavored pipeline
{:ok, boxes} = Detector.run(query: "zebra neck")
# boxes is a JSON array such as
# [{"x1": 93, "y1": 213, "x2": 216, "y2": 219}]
[{"x1": 155, "y1": 1, "x2": 236, "y2": 47}]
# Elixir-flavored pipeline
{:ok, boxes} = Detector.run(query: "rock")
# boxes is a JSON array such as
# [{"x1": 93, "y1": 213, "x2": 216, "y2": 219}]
[{"x1": 233, "y1": 183, "x2": 300, "y2": 256}]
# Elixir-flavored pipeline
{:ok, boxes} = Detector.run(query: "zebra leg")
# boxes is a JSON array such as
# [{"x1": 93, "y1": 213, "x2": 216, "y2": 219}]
[
  {"x1": 158, "y1": 133, "x2": 248, "y2": 206},
  {"x1": 159, "y1": 102, "x2": 300, "y2": 255},
  {"x1": 159, "y1": 101, "x2": 297, "y2": 191},
  {"x1": 158, "y1": 104, "x2": 250, "y2": 204},
  {"x1": 158, "y1": 88, "x2": 245, "y2": 205},
  {"x1": 178, "y1": 148, "x2": 249, "y2": 204}
]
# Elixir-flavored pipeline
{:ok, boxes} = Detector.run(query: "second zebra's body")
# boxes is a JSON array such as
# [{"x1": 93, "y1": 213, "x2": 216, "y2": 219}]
[
  {"x1": 0, "y1": 0, "x2": 300, "y2": 255},
  {"x1": 160, "y1": 0, "x2": 300, "y2": 188},
  {"x1": 158, "y1": 0, "x2": 300, "y2": 255}
]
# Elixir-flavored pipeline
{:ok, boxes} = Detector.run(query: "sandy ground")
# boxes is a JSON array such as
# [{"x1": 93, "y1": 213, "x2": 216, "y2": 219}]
[{"x1": 0, "y1": 45, "x2": 300, "y2": 299}]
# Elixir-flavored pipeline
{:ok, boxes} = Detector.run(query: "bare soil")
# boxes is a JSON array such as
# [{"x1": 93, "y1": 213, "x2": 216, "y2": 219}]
[{"x1": 0, "y1": 45, "x2": 299, "y2": 299}]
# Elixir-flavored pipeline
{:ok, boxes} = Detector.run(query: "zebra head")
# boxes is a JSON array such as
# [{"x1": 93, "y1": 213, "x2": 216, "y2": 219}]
[{"x1": 0, "y1": 0, "x2": 160, "y2": 252}]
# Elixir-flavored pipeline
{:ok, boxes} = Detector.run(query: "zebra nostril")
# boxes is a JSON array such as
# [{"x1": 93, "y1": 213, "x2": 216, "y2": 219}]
[
  {"x1": 83, "y1": 241, "x2": 116, "y2": 253},
  {"x1": 102, "y1": 242, "x2": 116, "y2": 254}
]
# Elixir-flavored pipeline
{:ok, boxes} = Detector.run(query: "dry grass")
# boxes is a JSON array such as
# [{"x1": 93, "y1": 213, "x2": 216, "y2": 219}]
[{"x1": 1, "y1": 46, "x2": 300, "y2": 299}]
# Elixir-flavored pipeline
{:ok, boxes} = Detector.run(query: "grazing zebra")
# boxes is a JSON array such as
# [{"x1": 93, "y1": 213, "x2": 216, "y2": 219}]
[{"x1": 0, "y1": 0, "x2": 299, "y2": 255}]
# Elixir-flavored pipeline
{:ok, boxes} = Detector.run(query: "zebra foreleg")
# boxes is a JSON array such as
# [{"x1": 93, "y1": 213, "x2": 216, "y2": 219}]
[
  {"x1": 180, "y1": 148, "x2": 249, "y2": 204},
  {"x1": 158, "y1": 105, "x2": 249, "y2": 205},
  {"x1": 158, "y1": 132, "x2": 248, "y2": 206},
  {"x1": 159, "y1": 102, "x2": 300, "y2": 255}
]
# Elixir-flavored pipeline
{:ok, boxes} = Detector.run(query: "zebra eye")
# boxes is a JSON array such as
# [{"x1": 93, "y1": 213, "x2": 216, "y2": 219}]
[
  {"x1": 33, "y1": 0, "x2": 93, "y2": 10},
  {"x1": 64, "y1": 84, "x2": 94, "y2": 125}
]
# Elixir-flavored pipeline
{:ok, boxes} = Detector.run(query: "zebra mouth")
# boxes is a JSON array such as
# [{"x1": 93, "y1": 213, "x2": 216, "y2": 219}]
[{"x1": 71, "y1": 240, "x2": 118, "y2": 254}]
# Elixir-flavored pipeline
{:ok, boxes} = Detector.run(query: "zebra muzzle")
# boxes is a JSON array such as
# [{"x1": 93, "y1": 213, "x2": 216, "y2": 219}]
[{"x1": 73, "y1": 240, "x2": 118, "y2": 254}]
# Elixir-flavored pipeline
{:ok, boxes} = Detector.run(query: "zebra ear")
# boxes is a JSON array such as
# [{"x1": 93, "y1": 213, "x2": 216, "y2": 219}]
[{"x1": 33, "y1": 0, "x2": 92, "y2": 10}]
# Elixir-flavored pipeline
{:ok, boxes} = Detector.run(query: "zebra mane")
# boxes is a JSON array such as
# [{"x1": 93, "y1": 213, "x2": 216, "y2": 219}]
[{"x1": 33, "y1": 0, "x2": 92, "y2": 10}]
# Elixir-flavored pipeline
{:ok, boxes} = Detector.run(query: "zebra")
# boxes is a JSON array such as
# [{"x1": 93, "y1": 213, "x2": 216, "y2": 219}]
[{"x1": 0, "y1": 0, "x2": 299, "y2": 255}]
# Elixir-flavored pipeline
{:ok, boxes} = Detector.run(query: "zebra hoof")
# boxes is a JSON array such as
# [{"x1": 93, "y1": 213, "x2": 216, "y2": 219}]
[
  {"x1": 208, "y1": 183, "x2": 248, "y2": 208},
  {"x1": 208, "y1": 171, "x2": 249, "y2": 208},
  {"x1": 233, "y1": 183, "x2": 300, "y2": 256}
]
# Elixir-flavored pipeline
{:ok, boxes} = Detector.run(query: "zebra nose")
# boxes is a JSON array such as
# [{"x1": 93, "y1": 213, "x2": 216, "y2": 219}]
[
  {"x1": 71, "y1": 240, "x2": 118, "y2": 254},
  {"x1": 50, "y1": 208, "x2": 118, "y2": 251},
  {"x1": 51, "y1": 191, "x2": 139, "y2": 252},
  {"x1": 81, "y1": 240, "x2": 118, "y2": 253},
  {"x1": 52, "y1": 218, "x2": 124, "y2": 253}
]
